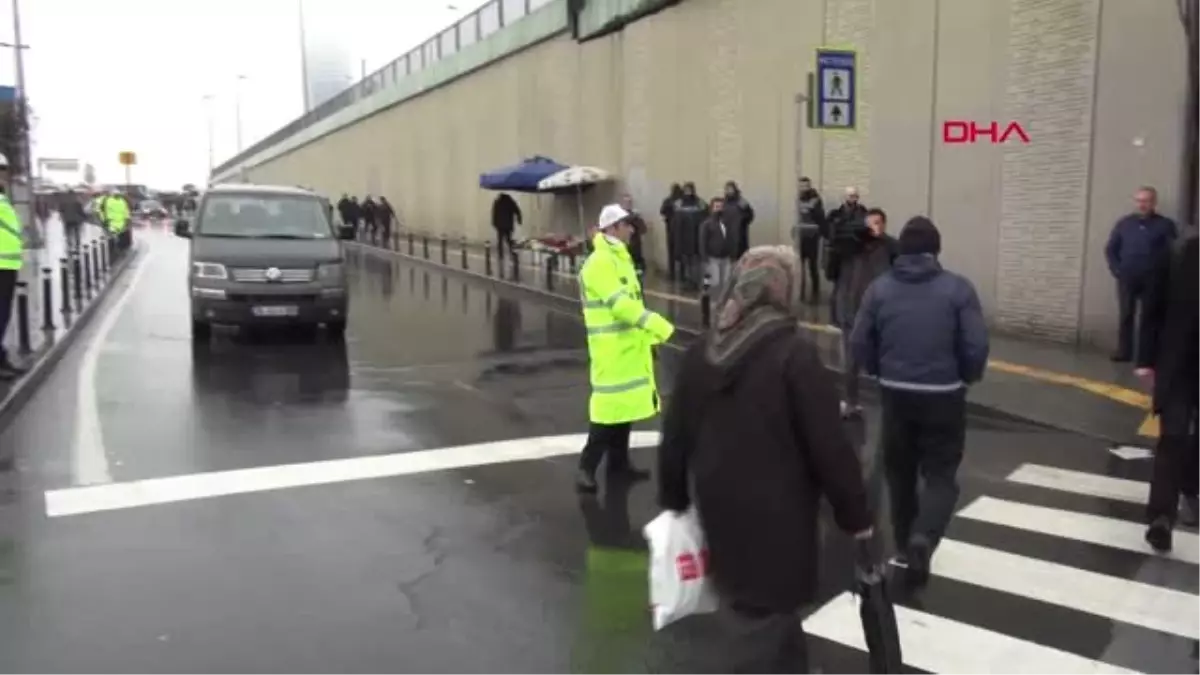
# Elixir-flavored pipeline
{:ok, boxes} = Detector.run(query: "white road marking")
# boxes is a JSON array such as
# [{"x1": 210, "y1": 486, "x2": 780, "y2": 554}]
[
  {"x1": 957, "y1": 496, "x2": 1200, "y2": 565},
  {"x1": 804, "y1": 591, "x2": 1136, "y2": 674},
  {"x1": 1006, "y1": 464, "x2": 1147, "y2": 505},
  {"x1": 1108, "y1": 445, "x2": 1153, "y2": 461},
  {"x1": 71, "y1": 247, "x2": 157, "y2": 487},
  {"x1": 933, "y1": 539, "x2": 1198, "y2": 639},
  {"x1": 46, "y1": 431, "x2": 661, "y2": 517}
]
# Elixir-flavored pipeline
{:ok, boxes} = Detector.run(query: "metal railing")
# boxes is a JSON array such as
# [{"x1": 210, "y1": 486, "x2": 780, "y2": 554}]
[{"x1": 212, "y1": 0, "x2": 558, "y2": 178}]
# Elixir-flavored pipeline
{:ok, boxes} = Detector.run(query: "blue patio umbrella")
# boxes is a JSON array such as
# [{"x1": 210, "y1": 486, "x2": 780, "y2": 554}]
[{"x1": 478, "y1": 155, "x2": 568, "y2": 193}]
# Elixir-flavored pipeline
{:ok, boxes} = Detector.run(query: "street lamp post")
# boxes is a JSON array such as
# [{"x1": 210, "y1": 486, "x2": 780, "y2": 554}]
[
  {"x1": 6, "y1": 0, "x2": 35, "y2": 241},
  {"x1": 234, "y1": 74, "x2": 247, "y2": 154},
  {"x1": 201, "y1": 94, "x2": 216, "y2": 174}
]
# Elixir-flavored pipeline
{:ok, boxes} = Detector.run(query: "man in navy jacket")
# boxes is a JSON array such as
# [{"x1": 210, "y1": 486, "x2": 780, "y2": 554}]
[
  {"x1": 850, "y1": 216, "x2": 990, "y2": 588},
  {"x1": 1105, "y1": 186, "x2": 1177, "y2": 362}
]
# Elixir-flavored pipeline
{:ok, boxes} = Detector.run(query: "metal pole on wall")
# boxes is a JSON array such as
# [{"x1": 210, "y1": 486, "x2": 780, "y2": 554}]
[
  {"x1": 10, "y1": 0, "x2": 35, "y2": 244},
  {"x1": 234, "y1": 75, "x2": 247, "y2": 153},
  {"x1": 298, "y1": 0, "x2": 311, "y2": 113},
  {"x1": 202, "y1": 94, "x2": 215, "y2": 174}
]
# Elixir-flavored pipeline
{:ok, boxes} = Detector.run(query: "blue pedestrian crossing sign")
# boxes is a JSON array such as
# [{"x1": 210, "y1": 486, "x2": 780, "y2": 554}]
[{"x1": 814, "y1": 48, "x2": 857, "y2": 130}]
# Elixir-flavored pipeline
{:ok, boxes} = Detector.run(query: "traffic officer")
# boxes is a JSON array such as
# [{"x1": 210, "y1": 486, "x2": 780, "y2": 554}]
[
  {"x1": 576, "y1": 203, "x2": 675, "y2": 493},
  {"x1": 101, "y1": 189, "x2": 131, "y2": 251},
  {"x1": 0, "y1": 152, "x2": 27, "y2": 380}
]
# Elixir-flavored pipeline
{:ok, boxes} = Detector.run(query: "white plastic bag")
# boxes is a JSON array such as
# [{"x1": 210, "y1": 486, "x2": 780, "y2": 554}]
[{"x1": 643, "y1": 508, "x2": 719, "y2": 630}]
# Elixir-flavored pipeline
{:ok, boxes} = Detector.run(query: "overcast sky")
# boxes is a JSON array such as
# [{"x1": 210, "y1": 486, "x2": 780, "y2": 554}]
[{"x1": 0, "y1": 0, "x2": 474, "y2": 189}]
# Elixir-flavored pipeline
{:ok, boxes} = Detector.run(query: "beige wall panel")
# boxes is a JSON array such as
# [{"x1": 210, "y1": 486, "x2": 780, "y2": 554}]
[
  {"x1": 1079, "y1": 0, "x2": 1190, "y2": 350},
  {"x1": 928, "y1": 0, "x2": 1009, "y2": 316},
  {"x1": 821, "y1": 0, "x2": 874, "y2": 199},
  {"x1": 866, "y1": 0, "x2": 936, "y2": 225},
  {"x1": 995, "y1": 0, "x2": 1099, "y2": 341}
]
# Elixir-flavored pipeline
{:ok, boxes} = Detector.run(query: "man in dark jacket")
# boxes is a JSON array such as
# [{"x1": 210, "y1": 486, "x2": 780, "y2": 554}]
[
  {"x1": 361, "y1": 195, "x2": 378, "y2": 243},
  {"x1": 698, "y1": 196, "x2": 734, "y2": 292},
  {"x1": 378, "y1": 196, "x2": 396, "y2": 245},
  {"x1": 670, "y1": 182, "x2": 708, "y2": 289},
  {"x1": 619, "y1": 193, "x2": 647, "y2": 277},
  {"x1": 722, "y1": 180, "x2": 755, "y2": 258},
  {"x1": 1105, "y1": 186, "x2": 1177, "y2": 361},
  {"x1": 825, "y1": 187, "x2": 870, "y2": 322},
  {"x1": 793, "y1": 177, "x2": 826, "y2": 303},
  {"x1": 660, "y1": 183, "x2": 683, "y2": 280},
  {"x1": 658, "y1": 246, "x2": 872, "y2": 672},
  {"x1": 851, "y1": 216, "x2": 989, "y2": 587},
  {"x1": 1136, "y1": 231, "x2": 1198, "y2": 551},
  {"x1": 59, "y1": 189, "x2": 88, "y2": 253},
  {"x1": 491, "y1": 192, "x2": 522, "y2": 260},
  {"x1": 834, "y1": 207, "x2": 896, "y2": 418},
  {"x1": 336, "y1": 193, "x2": 352, "y2": 226}
]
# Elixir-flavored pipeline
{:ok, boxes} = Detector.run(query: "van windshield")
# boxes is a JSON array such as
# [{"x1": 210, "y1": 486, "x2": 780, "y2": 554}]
[{"x1": 197, "y1": 194, "x2": 331, "y2": 239}]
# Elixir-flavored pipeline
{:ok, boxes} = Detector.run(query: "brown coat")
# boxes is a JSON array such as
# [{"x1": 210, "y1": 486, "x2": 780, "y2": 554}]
[{"x1": 656, "y1": 325, "x2": 872, "y2": 612}]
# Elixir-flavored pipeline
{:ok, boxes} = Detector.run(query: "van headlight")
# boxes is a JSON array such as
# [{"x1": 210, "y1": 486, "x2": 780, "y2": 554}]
[
  {"x1": 317, "y1": 262, "x2": 344, "y2": 281},
  {"x1": 192, "y1": 262, "x2": 228, "y2": 280}
]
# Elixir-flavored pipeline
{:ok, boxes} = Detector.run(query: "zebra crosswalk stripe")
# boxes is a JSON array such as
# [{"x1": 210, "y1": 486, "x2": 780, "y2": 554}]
[{"x1": 802, "y1": 461, "x2": 1197, "y2": 673}]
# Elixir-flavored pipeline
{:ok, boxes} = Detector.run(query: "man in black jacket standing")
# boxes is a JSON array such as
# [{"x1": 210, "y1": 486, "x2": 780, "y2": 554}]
[
  {"x1": 794, "y1": 177, "x2": 826, "y2": 304},
  {"x1": 490, "y1": 192, "x2": 522, "y2": 260},
  {"x1": 1137, "y1": 231, "x2": 1199, "y2": 551},
  {"x1": 59, "y1": 189, "x2": 88, "y2": 253}
]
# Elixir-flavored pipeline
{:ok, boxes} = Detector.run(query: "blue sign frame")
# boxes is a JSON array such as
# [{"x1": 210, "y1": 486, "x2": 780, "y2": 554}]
[{"x1": 814, "y1": 48, "x2": 857, "y2": 131}]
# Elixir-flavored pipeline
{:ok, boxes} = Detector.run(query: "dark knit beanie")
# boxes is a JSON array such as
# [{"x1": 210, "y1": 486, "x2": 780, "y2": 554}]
[{"x1": 898, "y1": 216, "x2": 941, "y2": 256}]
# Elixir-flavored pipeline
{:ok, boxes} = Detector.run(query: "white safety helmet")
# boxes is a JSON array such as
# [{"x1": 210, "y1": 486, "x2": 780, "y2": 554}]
[{"x1": 0, "y1": 153, "x2": 9, "y2": 169}]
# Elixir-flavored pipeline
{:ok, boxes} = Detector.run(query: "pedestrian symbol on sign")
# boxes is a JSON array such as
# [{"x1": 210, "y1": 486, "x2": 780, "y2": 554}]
[{"x1": 831, "y1": 73, "x2": 844, "y2": 98}]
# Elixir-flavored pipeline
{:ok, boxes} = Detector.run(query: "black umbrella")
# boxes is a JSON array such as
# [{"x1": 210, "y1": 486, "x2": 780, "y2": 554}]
[{"x1": 854, "y1": 538, "x2": 904, "y2": 673}]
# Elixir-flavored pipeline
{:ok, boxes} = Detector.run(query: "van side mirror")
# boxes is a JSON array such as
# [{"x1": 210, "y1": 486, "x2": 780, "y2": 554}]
[
  {"x1": 174, "y1": 218, "x2": 191, "y2": 238},
  {"x1": 337, "y1": 224, "x2": 355, "y2": 241}
]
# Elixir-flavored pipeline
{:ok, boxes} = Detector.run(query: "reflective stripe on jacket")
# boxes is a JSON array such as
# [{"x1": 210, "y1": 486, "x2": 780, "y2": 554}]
[
  {"x1": 0, "y1": 194, "x2": 23, "y2": 271},
  {"x1": 579, "y1": 233, "x2": 674, "y2": 424},
  {"x1": 102, "y1": 196, "x2": 130, "y2": 233}
]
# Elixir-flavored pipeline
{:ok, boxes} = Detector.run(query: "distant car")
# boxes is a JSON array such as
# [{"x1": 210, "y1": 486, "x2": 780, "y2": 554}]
[
  {"x1": 137, "y1": 200, "x2": 169, "y2": 219},
  {"x1": 175, "y1": 184, "x2": 354, "y2": 341}
]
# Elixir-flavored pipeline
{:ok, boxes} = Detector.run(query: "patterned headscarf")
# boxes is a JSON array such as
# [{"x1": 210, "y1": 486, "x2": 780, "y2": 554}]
[{"x1": 704, "y1": 245, "x2": 801, "y2": 367}]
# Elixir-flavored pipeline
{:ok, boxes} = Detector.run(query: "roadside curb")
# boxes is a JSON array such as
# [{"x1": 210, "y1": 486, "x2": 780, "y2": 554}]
[
  {"x1": 0, "y1": 243, "x2": 143, "y2": 439},
  {"x1": 349, "y1": 242, "x2": 1077, "y2": 438}
]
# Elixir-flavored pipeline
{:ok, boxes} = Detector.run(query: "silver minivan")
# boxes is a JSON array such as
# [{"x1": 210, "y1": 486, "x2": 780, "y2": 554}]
[{"x1": 175, "y1": 184, "x2": 355, "y2": 342}]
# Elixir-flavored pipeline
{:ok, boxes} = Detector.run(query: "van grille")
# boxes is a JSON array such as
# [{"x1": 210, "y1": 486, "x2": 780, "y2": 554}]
[{"x1": 230, "y1": 267, "x2": 314, "y2": 283}]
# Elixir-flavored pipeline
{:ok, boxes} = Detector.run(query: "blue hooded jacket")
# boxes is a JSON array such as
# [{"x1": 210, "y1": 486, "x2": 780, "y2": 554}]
[{"x1": 850, "y1": 253, "x2": 990, "y2": 392}]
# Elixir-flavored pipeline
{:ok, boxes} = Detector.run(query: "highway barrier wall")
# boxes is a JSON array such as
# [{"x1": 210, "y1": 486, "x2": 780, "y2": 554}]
[{"x1": 212, "y1": 0, "x2": 1193, "y2": 348}]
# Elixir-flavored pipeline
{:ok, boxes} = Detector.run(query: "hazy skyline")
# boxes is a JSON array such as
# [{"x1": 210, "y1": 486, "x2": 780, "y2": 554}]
[{"x1": 3, "y1": 0, "x2": 475, "y2": 189}]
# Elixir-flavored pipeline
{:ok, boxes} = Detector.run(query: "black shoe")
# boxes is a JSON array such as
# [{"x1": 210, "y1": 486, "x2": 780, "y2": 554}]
[
  {"x1": 574, "y1": 469, "x2": 598, "y2": 494},
  {"x1": 1180, "y1": 496, "x2": 1199, "y2": 528},
  {"x1": 1146, "y1": 516, "x2": 1173, "y2": 552},
  {"x1": 608, "y1": 465, "x2": 650, "y2": 481},
  {"x1": 0, "y1": 362, "x2": 26, "y2": 378},
  {"x1": 905, "y1": 536, "x2": 932, "y2": 589},
  {"x1": 1110, "y1": 352, "x2": 1131, "y2": 363}
]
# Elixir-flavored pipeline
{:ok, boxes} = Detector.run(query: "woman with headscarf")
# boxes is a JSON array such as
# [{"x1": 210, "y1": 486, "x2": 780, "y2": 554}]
[{"x1": 656, "y1": 246, "x2": 873, "y2": 673}]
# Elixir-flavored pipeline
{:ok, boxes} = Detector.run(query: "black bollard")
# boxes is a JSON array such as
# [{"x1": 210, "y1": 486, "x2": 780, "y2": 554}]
[
  {"x1": 71, "y1": 253, "x2": 83, "y2": 307},
  {"x1": 484, "y1": 243, "x2": 492, "y2": 276},
  {"x1": 568, "y1": 252, "x2": 577, "y2": 274},
  {"x1": 14, "y1": 281, "x2": 30, "y2": 355},
  {"x1": 700, "y1": 293, "x2": 712, "y2": 328},
  {"x1": 41, "y1": 267, "x2": 54, "y2": 330},
  {"x1": 407, "y1": 232, "x2": 414, "y2": 255},
  {"x1": 92, "y1": 242, "x2": 102, "y2": 284},
  {"x1": 59, "y1": 258, "x2": 72, "y2": 315},
  {"x1": 460, "y1": 239, "x2": 468, "y2": 270},
  {"x1": 98, "y1": 237, "x2": 108, "y2": 275},
  {"x1": 422, "y1": 235, "x2": 429, "y2": 259},
  {"x1": 546, "y1": 255, "x2": 556, "y2": 291},
  {"x1": 510, "y1": 251, "x2": 520, "y2": 282},
  {"x1": 83, "y1": 245, "x2": 94, "y2": 299},
  {"x1": 440, "y1": 236, "x2": 447, "y2": 265}
]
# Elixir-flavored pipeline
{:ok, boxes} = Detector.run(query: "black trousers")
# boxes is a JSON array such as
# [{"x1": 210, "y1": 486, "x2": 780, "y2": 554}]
[
  {"x1": 64, "y1": 222, "x2": 83, "y2": 252},
  {"x1": 1148, "y1": 397, "x2": 1199, "y2": 523},
  {"x1": 718, "y1": 602, "x2": 809, "y2": 674},
  {"x1": 0, "y1": 269, "x2": 16, "y2": 365},
  {"x1": 666, "y1": 225, "x2": 679, "y2": 279},
  {"x1": 495, "y1": 229, "x2": 515, "y2": 260},
  {"x1": 799, "y1": 232, "x2": 821, "y2": 302},
  {"x1": 579, "y1": 421, "x2": 633, "y2": 475},
  {"x1": 1116, "y1": 277, "x2": 1148, "y2": 358},
  {"x1": 881, "y1": 387, "x2": 967, "y2": 551}
]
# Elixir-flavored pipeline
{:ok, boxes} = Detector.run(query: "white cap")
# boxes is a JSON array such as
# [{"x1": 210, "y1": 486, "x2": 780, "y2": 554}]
[
  {"x1": 0, "y1": 153, "x2": 9, "y2": 169},
  {"x1": 844, "y1": 186, "x2": 859, "y2": 197},
  {"x1": 597, "y1": 203, "x2": 630, "y2": 230}
]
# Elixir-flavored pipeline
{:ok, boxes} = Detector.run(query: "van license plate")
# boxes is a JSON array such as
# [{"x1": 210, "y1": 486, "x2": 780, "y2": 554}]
[{"x1": 252, "y1": 305, "x2": 298, "y2": 317}]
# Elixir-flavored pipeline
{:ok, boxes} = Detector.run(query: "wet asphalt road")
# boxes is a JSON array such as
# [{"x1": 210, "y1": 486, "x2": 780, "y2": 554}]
[{"x1": 0, "y1": 229, "x2": 1194, "y2": 673}]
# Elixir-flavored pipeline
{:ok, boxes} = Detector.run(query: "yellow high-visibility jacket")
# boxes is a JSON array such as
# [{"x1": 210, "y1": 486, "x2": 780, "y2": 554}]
[
  {"x1": 0, "y1": 194, "x2": 23, "y2": 271},
  {"x1": 578, "y1": 233, "x2": 674, "y2": 424},
  {"x1": 102, "y1": 195, "x2": 130, "y2": 234}
]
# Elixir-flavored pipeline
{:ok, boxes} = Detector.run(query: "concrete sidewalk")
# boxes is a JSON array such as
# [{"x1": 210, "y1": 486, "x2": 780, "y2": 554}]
[{"x1": 362, "y1": 230, "x2": 1155, "y2": 447}]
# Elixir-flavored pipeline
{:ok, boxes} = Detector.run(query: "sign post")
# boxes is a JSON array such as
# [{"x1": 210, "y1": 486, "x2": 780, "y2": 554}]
[
  {"x1": 118, "y1": 151, "x2": 136, "y2": 191},
  {"x1": 812, "y1": 48, "x2": 857, "y2": 131}
]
